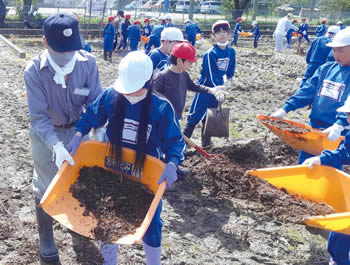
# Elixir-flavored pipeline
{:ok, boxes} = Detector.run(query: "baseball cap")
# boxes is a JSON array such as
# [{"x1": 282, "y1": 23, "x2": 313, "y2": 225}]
[
  {"x1": 144, "y1": 18, "x2": 150, "y2": 22},
  {"x1": 322, "y1": 19, "x2": 326, "y2": 24},
  {"x1": 292, "y1": 19, "x2": 297, "y2": 23},
  {"x1": 328, "y1": 25, "x2": 340, "y2": 34},
  {"x1": 125, "y1": 14, "x2": 131, "y2": 19},
  {"x1": 108, "y1": 16, "x2": 114, "y2": 22},
  {"x1": 133, "y1": 20, "x2": 140, "y2": 24},
  {"x1": 302, "y1": 17, "x2": 306, "y2": 21},
  {"x1": 337, "y1": 21, "x2": 343, "y2": 25},
  {"x1": 172, "y1": 42, "x2": 197, "y2": 62},
  {"x1": 252, "y1": 21, "x2": 258, "y2": 26},
  {"x1": 337, "y1": 97, "x2": 350, "y2": 112},
  {"x1": 326, "y1": 27, "x2": 350, "y2": 48},
  {"x1": 166, "y1": 15, "x2": 171, "y2": 20},
  {"x1": 43, "y1": 12, "x2": 85, "y2": 52},
  {"x1": 287, "y1": 13, "x2": 293, "y2": 18},
  {"x1": 236, "y1": 17, "x2": 242, "y2": 22},
  {"x1": 161, "y1": 27, "x2": 184, "y2": 41},
  {"x1": 114, "y1": 51, "x2": 153, "y2": 94},
  {"x1": 184, "y1": 19, "x2": 190, "y2": 24},
  {"x1": 212, "y1": 20, "x2": 230, "y2": 33}
]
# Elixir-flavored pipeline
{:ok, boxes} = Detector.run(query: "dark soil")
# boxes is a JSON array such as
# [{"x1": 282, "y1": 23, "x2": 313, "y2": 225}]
[
  {"x1": 70, "y1": 166, "x2": 154, "y2": 243},
  {"x1": 263, "y1": 117, "x2": 311, "y2": 134}
]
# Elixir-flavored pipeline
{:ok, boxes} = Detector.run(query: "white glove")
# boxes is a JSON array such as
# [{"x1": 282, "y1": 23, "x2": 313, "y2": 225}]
[
  {"x1": 224, "y1": 79, "x2": 232, "y2": 89},
  {"x1": 322, "y1": 123, "x2": 344, "y2": 141},
  {"x1": 302, "y1": 156, "x2": 321, "y2": 169},
  {"x1": 52, "y1": 142, "x2": 75, "y2": 170},
  {"x1": 94, "y1": 127, "x2": 107, "y2": 142},
  {"x1": 270, "y1": 108, "x2": 287, "y2": 119},
  {"x1": 303, "y1": 31, "x2": 307, "y2": 35},
  {"x1": 210, "y1": 87, "x2": 227, "y2": 102}
]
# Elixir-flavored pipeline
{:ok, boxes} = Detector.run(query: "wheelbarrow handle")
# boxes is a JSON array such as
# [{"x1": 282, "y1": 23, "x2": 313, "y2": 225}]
[{"x1": 183, "y1": 135, "x2": 210, "y2": 158}]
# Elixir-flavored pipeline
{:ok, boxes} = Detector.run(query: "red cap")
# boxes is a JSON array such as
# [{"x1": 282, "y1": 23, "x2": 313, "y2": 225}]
[
  {"x1": 292, "y1": 19, "x2": 297, "y2": 23},
  {"x1": 237, "y1": 17, "x2": 242, "y2": 22},
  {"x1": 172, "y1": 42, "x2": 197, "y2": 62},
  {"x1": 302, "y1": 17, "x2": 306, "y2": 21},
  {"x1": 125, "y1": 14, "x2": 131, "y2": 19},
  {"x1": 133, "y1": 20, "x2": 140, "y2": 24},
  {"x1": 144, "y1": 18, "x2": 150, "y2": 22},
  {"x1": 322, "y1": 19, "x2": 326, "y2": 24},
  {"x1": 212, "y1": 20, "x2": 230, "y2": 33},
  {"x1": 108, "y1": 16, "x2": 114, "y2": 22}
]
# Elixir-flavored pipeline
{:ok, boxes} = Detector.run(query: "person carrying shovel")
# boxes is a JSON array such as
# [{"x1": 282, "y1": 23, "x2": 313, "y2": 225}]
[
  {"x1": 24, "y1": 12, "x2": 104, "y2": 264},
  {"x1": 271, "y1": 27, "x2": 350, "y2": 167},
  {"x1": 303, "y1": 97, "x2": 350, "y2": 265},
  {"x1": 183, "y1": 20, "x2": 236, "y2": 147},
  {"x1": 66, "y1": 51, "x2": 186, "y2": 265}
]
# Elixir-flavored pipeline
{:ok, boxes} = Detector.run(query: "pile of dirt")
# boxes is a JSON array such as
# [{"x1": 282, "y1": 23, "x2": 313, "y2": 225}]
[
  {"x1": 70, "y1": 166, "x2": 154, "y2": 242},
  {"x1": 262, "y1": 117, "x2": 311, "y2": 134}
]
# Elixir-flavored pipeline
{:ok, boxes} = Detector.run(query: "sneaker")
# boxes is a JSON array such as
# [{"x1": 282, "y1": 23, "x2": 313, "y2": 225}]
[{"x1": 40, "y1": 259, "x2": 61, "y2": 265}]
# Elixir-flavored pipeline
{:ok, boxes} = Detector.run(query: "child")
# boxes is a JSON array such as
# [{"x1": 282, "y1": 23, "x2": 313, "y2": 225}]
[
  {"x1": 103, "y1": 16, "x2": 116, "y2": 61},
  {"x1": 231, "y1": 17, "x2": 242, "y2": 46},
  {"x1": 298, "y1": 17, "x2": 310, "y2": 43},
  {"x1": 299, "y1": 25, "x2": 340, "y2": 87},
  {"x1": 303, "y1": 97, "x2": 350, "y2": 265},
  {"x1": 148, "y1": 27, "x2": 184, "y2": 78},
  {"x1": 286, "y1": 19, "x2": 297, "y2": 48},
  {"x1": 145, "y1": 18, "x2": 165, "y2": 54},
  {"x1": 165, "y1": 15, "x2": 173, "y2": 27},
  {"x1": 271, "y1": 27, "x2": 350, "y2": 167},
  {"x1": 118, "y1": 14, "x2": 131, "y2": 50},
  {"x1": 250, "y1": 20, "x2": 260, "y2": 48},
  {"x1": 184, "y1": 19, "x2": 202, "y2": 46},
  {"x1": 184, "y1": 20, "x2": 236, "y2": 147},
  {"x1": 143, "y1": 18, "x2": 153, "y2": 49},
  {"x1": 66, "y1": 51, "x2": 186, "y2": 265},
  {"x1": 316, "y1": 19, "x2": 327, "y2": 37},
  {"x1": 128, "y1": 20, "x2": 141, "y2": 51},
  {"x1": 337, "y1": 20, "x2": 345, "y2": 30}
]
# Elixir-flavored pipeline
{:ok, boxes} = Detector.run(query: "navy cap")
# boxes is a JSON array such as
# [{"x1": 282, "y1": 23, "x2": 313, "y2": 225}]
[{"x1": 44, "y1": 12, "x2": 85, "y2": 52}]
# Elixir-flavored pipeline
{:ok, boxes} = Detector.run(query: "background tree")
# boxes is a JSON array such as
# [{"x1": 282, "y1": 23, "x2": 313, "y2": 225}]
[{"x1": 222, "y1": 0, "x2": 251, "y2": 19}]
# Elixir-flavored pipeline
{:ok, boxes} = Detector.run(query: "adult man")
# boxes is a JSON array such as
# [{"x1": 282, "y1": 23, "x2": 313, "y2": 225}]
[
  {"x1": 274, "y1": 13, "x2": 298, "y2": 52},
  {"x1": 112, "y1": 10, "x2": 124, "y2": 51},
  {"x1": 24, "y1": 12, "x2": 103, "y2": 264}
]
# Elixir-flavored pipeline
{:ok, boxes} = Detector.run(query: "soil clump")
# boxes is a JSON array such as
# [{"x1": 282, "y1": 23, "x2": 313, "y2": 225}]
[{"x1": 262, "y1": 117, "x2": 311, "y2": 134}]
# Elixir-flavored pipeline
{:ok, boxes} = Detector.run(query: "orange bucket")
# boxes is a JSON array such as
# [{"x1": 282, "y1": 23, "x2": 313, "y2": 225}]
[
  {"x1": 141, "y1": 35, "x2": 149, "y2": 44},
  {"x1": 292, "y1": 32, "x2": 302, "y2": 37},
  {"x1": 257, "y1": 114, "x2": 344, "y2": 155},
  {"x1": 40, "y1": 140, "x2": 166, "y2": 244},
  {"x1": 196, "y1": 33, "x2": 201, "y2": 41},
  {"x1": 239, "y1": 32, "x2": 253, "y2": 37},
  {"x1": 247, "y1": 165, "x2": 350, "y2": 235}
]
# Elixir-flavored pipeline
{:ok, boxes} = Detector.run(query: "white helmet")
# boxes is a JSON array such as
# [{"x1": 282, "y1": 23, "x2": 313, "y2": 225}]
[
  {"x1": 252, "y1": 21, "x2": 258, "y2": 26},
  {"x1": 161, "y1": 27, "x2": 184, "y2": 41}
]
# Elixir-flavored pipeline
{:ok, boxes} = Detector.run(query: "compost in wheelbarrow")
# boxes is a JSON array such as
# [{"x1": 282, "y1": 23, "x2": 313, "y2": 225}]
[{"x1": 70, "y1": 166, "x2": 154, "y2": 243}]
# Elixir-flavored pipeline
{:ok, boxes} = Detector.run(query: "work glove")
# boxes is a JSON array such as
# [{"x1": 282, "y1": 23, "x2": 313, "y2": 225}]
[
  {"x1": 303, "y1": 31, "x2": 307, "y2": 35},
  {"x1": 322, "y1": 123, "x2": 344, "y2": 141},
  {"x1": 270, "y1": 108, "x2": 287, "y2": 119},
  {"x1": 224, "y1": 79, "x2": 232, "y2": 89},
  {"x1": 302, "y1": 156, "x2": 321, "y2": 169},
  {"x1": 66, "y1": 134, "x2": 82, "y2": 155},
  {"x1": 52, "y1": 142, "x2": 75, "y2": 170},
  {"x1": 210, "y1": 86, "x2": 227, "y2": 102},
  {"x1": 157, "y1": 162, "x2": 177, "y2": 188},
  {"x1": 94, "y1": 127, "x2": 107, "y2": 142}
]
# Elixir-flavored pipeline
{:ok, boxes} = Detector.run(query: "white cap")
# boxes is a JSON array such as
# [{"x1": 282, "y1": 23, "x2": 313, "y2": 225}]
[
  {"x1": 212, "y1": 20, "x2": 230, "y2": 33},
  {"x1": 337, "y1": 21, "x2": 343, "y2": 25},
  {"x1": 252, "y1": 21, "x2": 258, "y2": 26},
  {"x1": 166, "y1": 15, "x2": 171, "y2": 20},
  {"x1": 161, "y1": 27, "x2": 184, "y2": 41},
  {"x1": 326, "y1": 27, "x2": 350, "y2": 47},
  {"x1": 328, "y1": 25, "x2": 340, "y2": 34},
  {"x1": 184, "y1": 19, "x2": 190, "y2": 24},
  {"x1": 337, "y1": 97, "x2": 350, "y2": 112},
  {"x1": 114, "y1": 51, "x2": 153, "y2": 94}
]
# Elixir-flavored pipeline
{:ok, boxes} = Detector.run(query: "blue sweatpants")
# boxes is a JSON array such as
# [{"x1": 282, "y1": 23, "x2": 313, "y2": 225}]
[
  {"x1": 129, "y1": 39, "x2": 139, "y2": 51},
  {"x1": 187, "y1": 35, "x2": 196, "y2": 46},
  {"x1": 186, "y1": 93, "x2": 218, "y2": 127},
  {"x1": 146, "y1": 36, "x2": 160, "y2": 54},
  {"x1": 328, "y1": 231, "x2": 350, "y2": 265},
  {"x1": 143, "y1": 200, "x2": 163, "y2": 247},
  {"x1": 300, "y1": 62, "x2": 322, "y2": 87}
]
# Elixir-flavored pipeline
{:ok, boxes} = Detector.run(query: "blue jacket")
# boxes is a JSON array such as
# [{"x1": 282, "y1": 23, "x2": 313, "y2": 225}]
[
  {"x1": 149, "y1": 48, "x2": 170, "y2": 76},
  {"x1": 298, "y1": 23, "x2": 309, "y2": 36},
  {"x1": 233, "y1": 23, "x2": 242, "y2": 36},
  {"x1": 316, "y1": 24, "x2": 327, "y2": 37},
  {"x1": 250, "y1": 26, "x2": 260, "y2": 41},
  {"x1": 282, "y1": 62, "x2": 350, "y2": 129},
  {"x1": 320, "y1": 131, "x2": 350, "y2": 165},
  {"x1": 120, "y1": 21, "x2": 130, "y2": 35},
  {"x1": 128, "y1": 24, "x2": 141, "y2": 41},
  {"x1": 306, "y1": 36, "x2": 332, "y2": 64},
  {"x1": 198, "y1": 45, "x2": 236, "y2": 87},
  {"x1": 143, "y1": 24, "x2": 153, "y2": 37},
  {"x1": 103, "y1": 23, "x2": 116, "y2": 40},
  {"x1": 166, "y1": 22, "x2": 173, "y2": 27},
  {"x1": 185, "y1": 22, "x2": 201, "y2": 38},
  {"x1": 75, "y1": 87, "x2": 186, "y2": 166},
  {"x1": 150, "y1": 24, "x2": 164, "y2": 39}
]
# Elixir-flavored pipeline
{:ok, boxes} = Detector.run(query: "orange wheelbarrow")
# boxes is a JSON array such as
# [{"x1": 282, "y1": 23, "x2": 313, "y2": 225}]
[
  {"x1": 257, "y1": 114, "x2": 344, "y2": 155},
  {"x1": 247, "y1": 165, "x2": 350, "y2": 235},
  {"x1": 40, "y1": 141, "x2": 166, "y2": 244}
]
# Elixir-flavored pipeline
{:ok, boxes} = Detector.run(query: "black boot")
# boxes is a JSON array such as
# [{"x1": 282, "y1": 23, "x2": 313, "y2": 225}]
[
  {"x1": 183, "y1": 124, "x2": 195, "y2": 138},
  {"x1": 103, "y1": 51, "x2": 107, "y2": 60},
  {"x1": 108, "y1": 51, "x2": 112, "y2": 62},
  {"x1": 201, "y1": 125, "x2": 211, "y2": 148}
]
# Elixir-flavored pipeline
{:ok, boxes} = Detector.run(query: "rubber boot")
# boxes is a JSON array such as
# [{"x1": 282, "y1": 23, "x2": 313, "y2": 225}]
[
  {"x1": 35, "y1": 200, "x2": 59, "y2": 263},
  {"x1": 103, "y1": 51, "x2": 107, "y2": 60},
  {"x1": 183, "y1": 124, "x2": 195, "y2": 138},
  {"x1": 201, "y1": 125, "x2": 211, "y2": 148},
  {"x1": 99, "y1": 242, "x2": 119, "y2": 265},
  {"x1": 143, "y1": 241, "x2": 161, "y2": 265}
]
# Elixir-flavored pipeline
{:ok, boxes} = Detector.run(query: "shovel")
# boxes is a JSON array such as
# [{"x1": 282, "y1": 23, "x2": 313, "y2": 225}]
[{"x1": 183, "y1": 135, "x2": 225, "y2": 164}]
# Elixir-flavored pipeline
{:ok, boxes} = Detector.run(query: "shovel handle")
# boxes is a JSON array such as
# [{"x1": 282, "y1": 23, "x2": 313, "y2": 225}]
[{"x1": 183, "y1": 135, "x2": 210, "y2": 158}]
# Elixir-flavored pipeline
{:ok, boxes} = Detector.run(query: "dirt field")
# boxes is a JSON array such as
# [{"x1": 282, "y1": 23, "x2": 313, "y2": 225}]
[{"x1": 0, "y1": 36, "x2": 334, "y2": 265}]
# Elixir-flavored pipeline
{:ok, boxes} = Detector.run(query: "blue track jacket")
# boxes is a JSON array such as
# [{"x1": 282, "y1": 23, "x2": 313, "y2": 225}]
[{"x1": 306, "y1": 36, "x2": 332, "y2": 64}]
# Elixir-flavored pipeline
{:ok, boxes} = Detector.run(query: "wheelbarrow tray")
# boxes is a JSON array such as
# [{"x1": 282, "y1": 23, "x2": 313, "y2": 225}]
[
  {"x1": 247, "y1": 165, "x2": 350, "y2": 235},
  {"x1": 40, "y1": 140, "x2": 166, "y2": 244},
  {"x1": 257, "y1": 114, "x2": 344, "y2": 155}
]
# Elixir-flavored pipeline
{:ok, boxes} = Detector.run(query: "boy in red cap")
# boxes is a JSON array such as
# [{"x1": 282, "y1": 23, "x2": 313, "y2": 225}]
[
  {"x1": 103, "y1": 16, "x2": 116, "y2": 60},
  {"x1": 142, "y1": 18, "x2": 153, "y2": 49},
  {"x1": 128, "y1": 20, "x2": 141, "y2": 51},
  {"x1": 316, "y1": 19, "x2": 327, "y2": 37},
  {"x1": 298, "y1": 17, "x2": 310, "y2": 43},
  {"x1": 231, "y1": 17, "x2": 242, "y2": 46}
]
